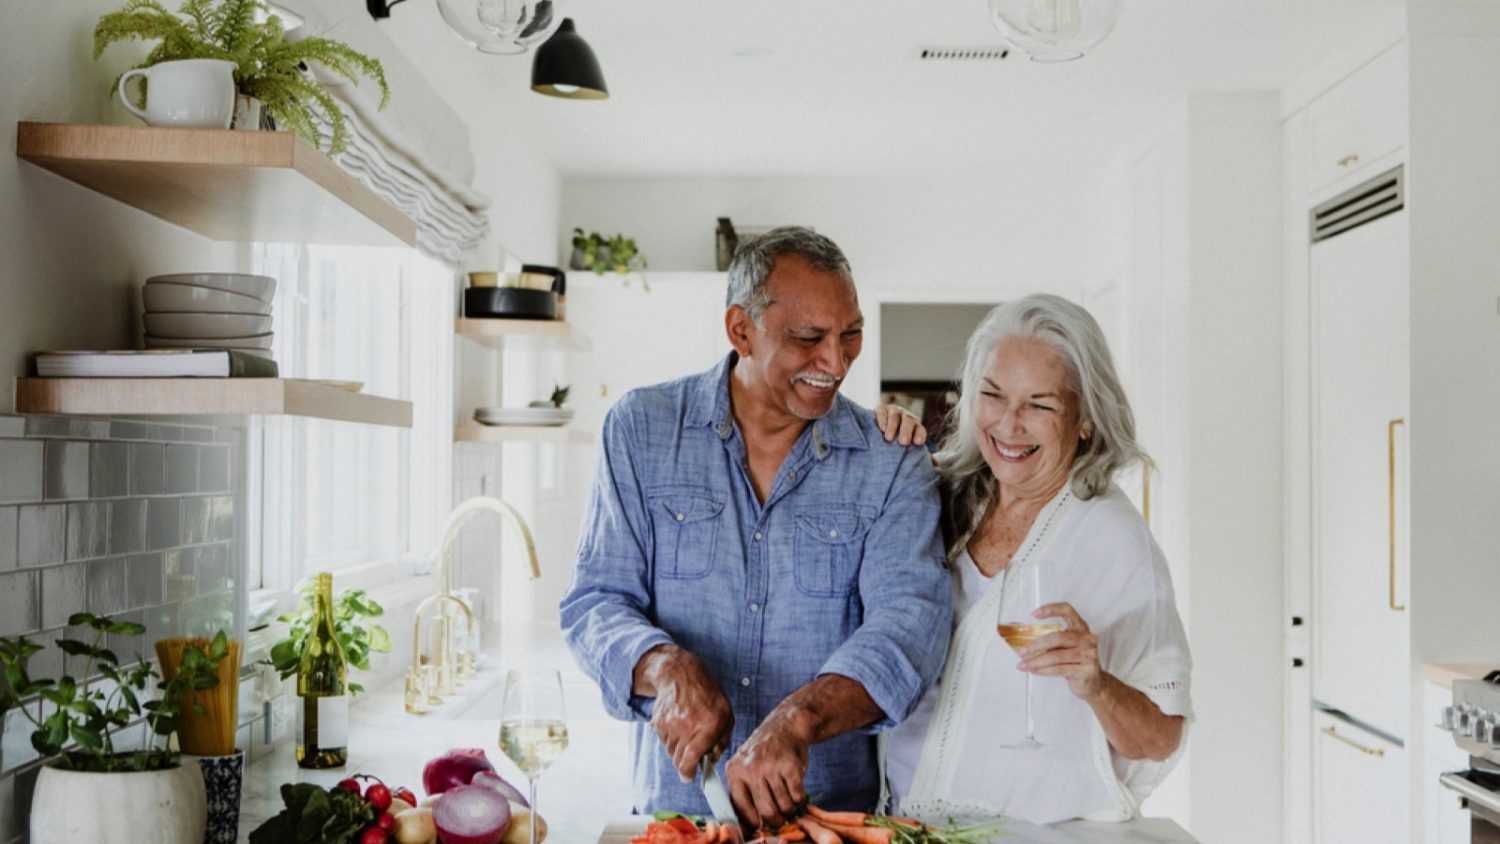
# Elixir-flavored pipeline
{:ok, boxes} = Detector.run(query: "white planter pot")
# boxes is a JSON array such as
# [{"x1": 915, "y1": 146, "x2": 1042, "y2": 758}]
[
  {"x1": 29, "y1": 762, "x2": 207, "y2": 844},
  {"x1": 231, "y1": 95, "x2": 263, "y2": 131}
]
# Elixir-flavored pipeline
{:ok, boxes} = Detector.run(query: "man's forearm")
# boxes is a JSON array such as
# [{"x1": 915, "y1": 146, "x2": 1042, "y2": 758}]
[
  {"x1": 762, "y1": 673, "x2": 884, "y2": 746},
  {"x1": 633, "y1": 642, "x2": 689, "y2": 697}
]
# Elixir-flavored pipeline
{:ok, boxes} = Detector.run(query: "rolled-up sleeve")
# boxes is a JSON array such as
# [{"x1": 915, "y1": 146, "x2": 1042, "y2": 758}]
[
  {"x1": 560, "y1": 397, "x2": 675, "y2": 722},
  {"x1": 818, "y1": 447, "x2": 952, "y2": 729}
]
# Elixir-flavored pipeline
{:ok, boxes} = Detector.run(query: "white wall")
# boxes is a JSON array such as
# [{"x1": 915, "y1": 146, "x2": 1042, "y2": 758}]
[{"x1": 1405, "y1": 5, "x2": 1500, "y2": 840}]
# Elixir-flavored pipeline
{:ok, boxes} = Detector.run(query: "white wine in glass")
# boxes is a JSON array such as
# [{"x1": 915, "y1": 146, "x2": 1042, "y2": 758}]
[
  {"x1": 996, "y1": 564, "x2": 1059, "y2": 749},
  {"x1": 499, "y1": 669, "x2": 569, "y2": 844}
]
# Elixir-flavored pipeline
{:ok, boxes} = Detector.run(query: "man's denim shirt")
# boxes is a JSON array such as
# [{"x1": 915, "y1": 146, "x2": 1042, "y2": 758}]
[{"x1": 560, "y1": 353, "x2": 953, "y2": 815}]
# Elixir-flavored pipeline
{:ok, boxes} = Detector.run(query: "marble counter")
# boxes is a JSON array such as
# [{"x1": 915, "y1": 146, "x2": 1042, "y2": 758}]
[{"x1": 597, "y1": 817, "x2": 1198, "y2": 843}]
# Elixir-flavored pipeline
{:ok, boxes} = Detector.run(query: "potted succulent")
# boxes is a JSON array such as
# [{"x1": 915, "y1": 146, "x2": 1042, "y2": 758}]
[
  {"x1": 570, "y1": 229, "x2": 649, "y2": 287},
  {"x1": 0, "y1": 614, "x2": 228, "y2": 844},
  {"x1": 266, "y1": 581, "x2": 391, "y2": 696},
  {"x1": 94, "y1": 0, "x2": 390, "y2": 152}
]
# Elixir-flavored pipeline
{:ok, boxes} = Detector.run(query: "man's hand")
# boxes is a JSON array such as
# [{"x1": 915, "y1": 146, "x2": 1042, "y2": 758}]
[
  {"x1": 635, "y1": 645, "x2": 734, "y2": 782},
  {"x1": 724, "y1": 711, "x2": 810, "y2": 830}
]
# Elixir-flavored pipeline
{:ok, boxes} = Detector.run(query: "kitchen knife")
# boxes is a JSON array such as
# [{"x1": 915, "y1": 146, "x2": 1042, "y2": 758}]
[{"x1": 699, "y1": 757, "x2": 743, "y2": 842}]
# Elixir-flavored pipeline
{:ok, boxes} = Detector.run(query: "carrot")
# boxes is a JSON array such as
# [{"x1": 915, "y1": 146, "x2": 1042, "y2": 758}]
[
  {"x1": 717, "y1": 825, "x2": 734, "y2": 844},
  {"x1": 776, "y1": 824, "x2": 808, "y2": 842},
  {"x1": 884, "y1": 816, "x2": 922, "y2": 829},
  {"x1": 794, "y1": 817, "x2": 841, "y2": 844},
  {"x1": 818, "y1": 823, "x2": 894, "y2": 844},
  {"x1": 805, "y1": 806, "x2": 870, "y2": 828}
]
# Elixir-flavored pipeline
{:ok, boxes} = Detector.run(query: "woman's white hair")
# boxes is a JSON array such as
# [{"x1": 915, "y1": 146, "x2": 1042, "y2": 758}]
[{"x1": 935, "y1": 293, "x2": 1151, "y2": 545}]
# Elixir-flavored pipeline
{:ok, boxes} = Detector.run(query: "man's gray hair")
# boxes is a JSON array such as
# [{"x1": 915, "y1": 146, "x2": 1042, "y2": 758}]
[
  {"x1": 936, "y1": 294, "x2": 1152, "y2": 539},
  {"x1": 725, "y1": 226, "x2": 853, "y2": 323}
]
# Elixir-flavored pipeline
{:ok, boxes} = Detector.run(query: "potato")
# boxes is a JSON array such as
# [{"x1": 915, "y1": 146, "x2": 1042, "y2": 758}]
[
  {"x1": 393, "y1": 806, "x2": 437, "y2": 844},
  {"x1": 501, "y1": 808, "x2": 547, "y2": 844},
  {"x1": 389, "y1": 797, "x2": 415, "y2": 815}
]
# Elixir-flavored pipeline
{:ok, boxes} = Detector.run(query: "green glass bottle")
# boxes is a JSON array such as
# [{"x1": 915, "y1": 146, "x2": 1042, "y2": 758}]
[{"x1": 296, "y1": 572, "x2": 348, "y2": 768}]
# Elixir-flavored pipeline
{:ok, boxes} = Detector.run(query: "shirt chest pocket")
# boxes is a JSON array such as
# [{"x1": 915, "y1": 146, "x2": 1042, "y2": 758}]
[
  {"x1": 648, "y1": 489, "x2": 726, "y2": 580},
  {"x1": 793, "y1": 507, "x2": 873, "y2": 598}
]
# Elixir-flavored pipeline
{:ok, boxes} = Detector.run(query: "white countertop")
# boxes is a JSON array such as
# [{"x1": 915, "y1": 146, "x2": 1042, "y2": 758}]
[
  {"x1": 596, "y1": 817, "x2": 1196, "y2": 843},
  {"x1": 1424, "y1": 661, "x2": 1496, "y2": 690}
]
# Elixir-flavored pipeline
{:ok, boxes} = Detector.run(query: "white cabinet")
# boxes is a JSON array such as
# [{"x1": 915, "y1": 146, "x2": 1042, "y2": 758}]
[
  {"x1": 1314, "y1": 711, "x2": 1409, "y2": 844},
  {"x1": 1308, "y1": 42, "x2": 1408, "y2": 195},
  {"x1": 1310, "y1": 207, "x2": 1410, "y2": 741},
  {"x1": 1424, "y1": 682, "x2": 1471, "y2": 844}
]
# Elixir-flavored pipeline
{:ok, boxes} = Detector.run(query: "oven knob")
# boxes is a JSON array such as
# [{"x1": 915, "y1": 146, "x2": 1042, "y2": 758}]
[{"x1": 1442, "y1": 706, "x2": 1458, "y2": 731}]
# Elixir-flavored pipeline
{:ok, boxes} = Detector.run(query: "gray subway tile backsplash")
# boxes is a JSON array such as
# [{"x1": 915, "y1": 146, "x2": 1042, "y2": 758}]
[
  {"x1": 0, "y1": 441, "x2": 43, "y2": 504},
  {"x1": 1, "y1": 418, "x2": 242, "y2": 838},
  {"x1": 109, "y1": 498, "x2": 146, "y2": 555},
  {"x1": 65, "y1": 501, "x2": 109, "y2": 561},
  {"x1": 42, "y1": 441, "x2": 89, "y2": 501},
  {"x1": 89, "y1": 442, "x2": 129, "y2": 498},
  {"x1": 0, "y1": 508, "x2": 15, "y2": 572},
  {"x1": 0, "y1": 572, "x2": 38, "y2": 637},
  {"x1": 40, "y1": 564, "x2": 87, "y2": 629},
  {"x1": 165, "y1": 445, "x2": 198, "y2": 495},
  {"x1": 147, "y1": 497, "x2": 180, "y2": 550},
  {"x1": 86, "y1": 557, "x2": 129, "y2": 616},
  {"x1": 129, "y1": 442, "x2": 165, "y2": 495},
  {"x1": 16, "y1": 505, "x2": 64, "y2": 568}
]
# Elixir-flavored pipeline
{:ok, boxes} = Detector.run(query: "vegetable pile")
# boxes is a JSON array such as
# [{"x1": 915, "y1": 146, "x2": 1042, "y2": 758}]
[
  {"x1": 633, "y1": 806, "x2": 1003, "y2": 844},
  {"x1": 248, "y1": 749, "x2": 545, "y2": 844}
]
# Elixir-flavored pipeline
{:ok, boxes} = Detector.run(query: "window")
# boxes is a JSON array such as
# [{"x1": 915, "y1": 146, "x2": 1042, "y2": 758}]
[{"x1": 247, "y1": 243, "x2": 453, "y2": 592}]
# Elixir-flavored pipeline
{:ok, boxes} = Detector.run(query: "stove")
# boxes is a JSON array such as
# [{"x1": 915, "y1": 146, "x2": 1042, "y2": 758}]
[{"x1": 1439, "y1": 671, "x2": 1500, "y2": 843}]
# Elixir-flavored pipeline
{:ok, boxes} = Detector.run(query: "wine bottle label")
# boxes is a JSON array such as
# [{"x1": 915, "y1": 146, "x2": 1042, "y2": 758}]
[{"x1": 318, "y1": 695, "x2": 349, "y2": 747}]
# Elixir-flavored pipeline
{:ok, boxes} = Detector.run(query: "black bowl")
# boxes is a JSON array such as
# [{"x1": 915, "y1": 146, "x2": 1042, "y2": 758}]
[{"x1": 465, "y1": 287, "x2": 557, "y2": 320}]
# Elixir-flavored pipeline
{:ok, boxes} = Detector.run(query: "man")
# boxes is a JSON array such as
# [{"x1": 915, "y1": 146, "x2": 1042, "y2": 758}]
[{"x1": 560, "y1": 227, "x2": 951, "y2": 829}]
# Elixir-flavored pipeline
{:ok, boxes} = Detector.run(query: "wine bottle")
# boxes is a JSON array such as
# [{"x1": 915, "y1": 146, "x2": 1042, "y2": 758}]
[{"x1": 296, "y1": 572, "x2": 349, "y2": 768}]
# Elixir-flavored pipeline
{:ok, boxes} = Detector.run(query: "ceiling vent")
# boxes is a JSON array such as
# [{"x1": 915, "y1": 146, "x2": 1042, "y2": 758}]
[
  {"x1": 1311, "y1": 165, "x2": 1404, "y2": 243},
  {"x1": 916, "y1": 46, "x2": 1011, "y2": 62}
]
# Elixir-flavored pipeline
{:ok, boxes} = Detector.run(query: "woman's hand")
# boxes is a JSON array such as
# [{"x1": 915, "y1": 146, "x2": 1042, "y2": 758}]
[
  {"x1": 1018, "y1": 602, "x2": 1105, "y2": 701},
  {"x1": 874, "y1": 404, "x2": 928, "y2": 446}
]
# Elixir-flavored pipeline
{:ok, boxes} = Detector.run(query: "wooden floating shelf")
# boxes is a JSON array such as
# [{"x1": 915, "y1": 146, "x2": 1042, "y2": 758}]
[
  {"x1": 15, "y1": 378, "x2": 412, "y2": 428},
  {"x1": 454, "y1": 423, "x2": 590, "y2": 444},
  {"x1": 16, "y1": 122, "x2": 416, "y2": 247},
  {"x1": 456, "y1": 318, "x2": 571, "y2": 349}
]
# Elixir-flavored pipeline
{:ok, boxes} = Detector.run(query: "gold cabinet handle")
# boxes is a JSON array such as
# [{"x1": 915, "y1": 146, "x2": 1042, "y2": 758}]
[
  {"x1": 1141, "y1": 467, "x2": 1152, "y2": 525},
  {"x1": 1388, "y1": 418, "x2": 1406, "y2": 611},
  {"x1": 1322, "y1": 724, "x2": 1385, "y2": 757}
]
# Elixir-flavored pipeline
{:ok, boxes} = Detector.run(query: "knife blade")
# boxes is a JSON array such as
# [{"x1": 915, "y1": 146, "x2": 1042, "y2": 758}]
[{"x1": 699, "y1": 757, "x2": 742, "y2": 841}]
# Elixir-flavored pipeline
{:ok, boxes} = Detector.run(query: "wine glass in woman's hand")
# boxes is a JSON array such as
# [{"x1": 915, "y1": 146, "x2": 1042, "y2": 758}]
[{"x1": 997, "y1": 564, "x2": 1062, "y2": 749}]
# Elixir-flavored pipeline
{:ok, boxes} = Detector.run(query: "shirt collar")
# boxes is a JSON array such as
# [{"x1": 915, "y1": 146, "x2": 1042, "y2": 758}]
[{"x1": 687, "y1": 352, "x2": 869, "y2": 455}]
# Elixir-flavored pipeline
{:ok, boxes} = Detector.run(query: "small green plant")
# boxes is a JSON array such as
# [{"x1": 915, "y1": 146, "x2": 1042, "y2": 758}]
[
  {"x1": 571, "y1": 228, "x2": 648, "y2": 276},
  {"x1": 94, "y1": 0, "x2": 389, "y2": 153},
  {"x1": 549, "y1": 384, "x2": 570, "y2": 408},
  {"x1": 0, "y1": 614, "x2": 227, "y2": 773},
  {"x1": 266, "y1": 583, "x2": 391, "y2": 695}
]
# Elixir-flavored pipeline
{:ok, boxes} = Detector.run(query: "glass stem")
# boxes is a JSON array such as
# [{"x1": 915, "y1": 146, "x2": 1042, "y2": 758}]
[
  {"x1": 1024, "y1": 670, "x2": 1036, "y2": 741},
  {"x1": 528, "y1": 777, "x2": 539, "y2": 844}
]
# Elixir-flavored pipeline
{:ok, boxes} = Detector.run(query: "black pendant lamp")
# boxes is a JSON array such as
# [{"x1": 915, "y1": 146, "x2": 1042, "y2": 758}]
[{"x1": 531, "y1": 18, "x2": 608, "y2": 99}]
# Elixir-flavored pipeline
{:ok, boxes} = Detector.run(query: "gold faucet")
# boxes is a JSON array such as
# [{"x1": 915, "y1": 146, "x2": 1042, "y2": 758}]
[{"x1": 406, "y1": 497, "x2": 542, "y2": 714}]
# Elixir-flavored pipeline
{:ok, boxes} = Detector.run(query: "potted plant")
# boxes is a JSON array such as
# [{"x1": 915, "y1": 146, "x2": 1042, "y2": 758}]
[
  {"x1": 0, "y1": 614, "x2": 228, "y2": 844},
  {"x1": 94, "y1": 0, "x2": 390, "y2": 153},
  {"x1": 266, "y1": 582, "x2": 392, "y2": 695},
  {"x1": 570, "y1": 229, "x2": 650, "y2": 287}
]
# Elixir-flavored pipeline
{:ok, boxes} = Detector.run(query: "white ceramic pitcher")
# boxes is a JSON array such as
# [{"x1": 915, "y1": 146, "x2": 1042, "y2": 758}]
[{"x1": 117, "y1": 59, "x2": 236, "y2": 129}]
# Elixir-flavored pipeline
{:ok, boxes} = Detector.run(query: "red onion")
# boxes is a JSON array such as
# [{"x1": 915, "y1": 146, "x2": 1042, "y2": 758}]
[
  {"x1": 472, "y1": 770, "x2": 529, "y2": 808},
  {"x1": 423, "y1": 748, "x2": 497, "y2": 797},
  {"x1": 432, "y1": 784, "x2": 512, "y2": 844}
]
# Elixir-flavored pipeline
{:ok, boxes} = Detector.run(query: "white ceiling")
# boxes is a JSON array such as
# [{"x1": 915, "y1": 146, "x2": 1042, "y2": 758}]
[{"x1": 386, "y1": 0, "x2": 1404, "y2": 178}]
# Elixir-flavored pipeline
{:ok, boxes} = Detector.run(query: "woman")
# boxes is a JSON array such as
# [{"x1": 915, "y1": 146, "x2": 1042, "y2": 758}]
[{"x1": 877, "y1": 293, "x2": 1191, "y2": 825}]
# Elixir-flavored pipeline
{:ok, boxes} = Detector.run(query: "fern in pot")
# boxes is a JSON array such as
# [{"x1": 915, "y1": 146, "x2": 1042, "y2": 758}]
[
  {"x1": 95, "y1": 0, "x2": 389, "y2": 152},
  {"x1": 0, "y1": 614, "x2": 228, "y2": 844}
]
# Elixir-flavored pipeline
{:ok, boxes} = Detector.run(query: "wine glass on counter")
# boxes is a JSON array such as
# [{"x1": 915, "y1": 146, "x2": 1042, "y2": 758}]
[
  {"x1": 996, "y1": 563, "x2": 1062, "y2": 749},
  {"x1": 499, "y1": 668, "x2": 569, "y2": 844}
]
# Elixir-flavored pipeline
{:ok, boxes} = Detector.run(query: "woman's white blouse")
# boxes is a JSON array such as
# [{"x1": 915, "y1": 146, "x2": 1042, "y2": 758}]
[{"x1": 883, "y1": 484, "x2": 1193, "y2": 825}]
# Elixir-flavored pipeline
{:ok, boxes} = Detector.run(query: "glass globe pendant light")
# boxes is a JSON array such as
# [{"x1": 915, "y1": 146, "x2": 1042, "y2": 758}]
[
  {"x1": 987, "y1": 0, "x2": 1121, "y2": 62},
  {"x1": 438, "y1": 0, "x2": 561, "y2": 55}
]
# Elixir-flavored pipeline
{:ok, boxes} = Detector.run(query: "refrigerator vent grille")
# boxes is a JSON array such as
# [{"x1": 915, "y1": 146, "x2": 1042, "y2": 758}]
[
  {"x1": 916, "y1": 46, "x2": 1011, "y2": 62},
  {"x1": 1310, "y1": 165, "x2": 1405, "y2": 243}
]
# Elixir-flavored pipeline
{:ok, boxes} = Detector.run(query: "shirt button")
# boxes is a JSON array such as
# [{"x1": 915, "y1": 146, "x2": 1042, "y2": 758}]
[
  {"x1": 788, "y1": 470, "x2": 797, "y2": 481},
  {"x1": 740, "y1": 676, "x2": 752, "y2": 687},
  {"x1": 749, "y1": 603, "x2": 761, "y2": 613},
  {"x1": 754, "y1": 531, "x2": 763, "y2": 541},
  {"x1": 829, "y1": 529, "x2": 839, "y2": 539},
  {"x1": 676, "y1": 513, "x2": 685, "y2": 522}
]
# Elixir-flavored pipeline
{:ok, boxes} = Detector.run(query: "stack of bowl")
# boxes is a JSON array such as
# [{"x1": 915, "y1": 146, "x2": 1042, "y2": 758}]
[{"x1": 142, "y1": 274, "x2": 276, "y2": 358}]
